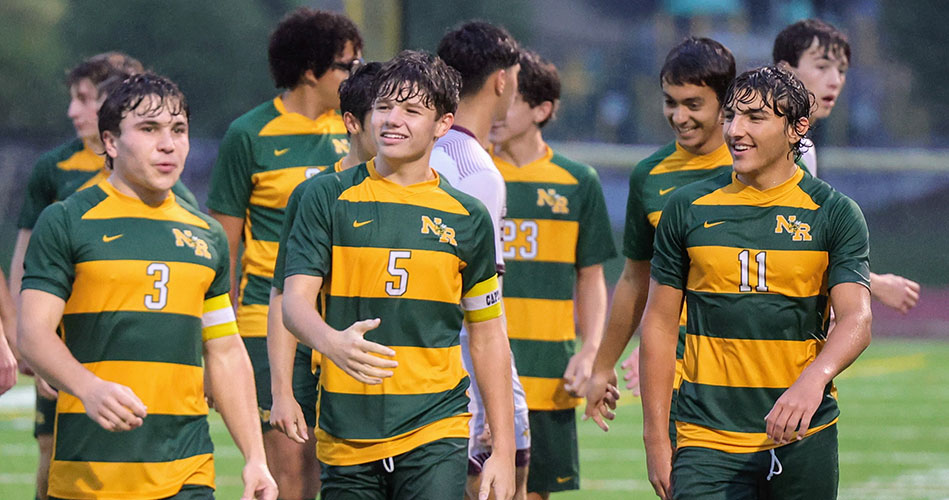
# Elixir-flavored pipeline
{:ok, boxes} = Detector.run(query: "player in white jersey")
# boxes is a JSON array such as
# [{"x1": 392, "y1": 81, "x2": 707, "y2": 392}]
[{"x1": 432, "y1": 21, "x2": 532, "y2": 500}]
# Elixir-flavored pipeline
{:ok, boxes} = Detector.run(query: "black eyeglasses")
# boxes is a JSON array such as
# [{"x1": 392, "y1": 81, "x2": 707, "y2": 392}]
[{"x1": 329, "y1": 58, "x2": 363, "y2": 73}]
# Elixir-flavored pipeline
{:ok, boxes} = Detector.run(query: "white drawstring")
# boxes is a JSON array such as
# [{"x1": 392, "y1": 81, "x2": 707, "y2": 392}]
[
  {"x1": 382, "y1": 456, "x2": 395, "y2": 473},
  {"x1": 766, "y1": 448, "x2": 783, "y2": 481}
]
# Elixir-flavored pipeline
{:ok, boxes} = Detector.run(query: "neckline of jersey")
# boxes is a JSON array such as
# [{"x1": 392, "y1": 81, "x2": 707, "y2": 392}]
[
  {"x1": 365, "y1": 158, "x2": 442, "y2": 194},
  {"x1": 100, "y1": 178, "x2": 179, "y2": 211},
  {"x1": 491, "y1": 144, "x2": 554, "y2": 170},
  {"x1": 730, "y1": 166, "x2": 805, "y2": 198}
]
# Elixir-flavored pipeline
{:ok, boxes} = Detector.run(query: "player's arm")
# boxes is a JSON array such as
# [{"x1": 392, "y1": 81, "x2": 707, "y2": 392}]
[
  {"x1": 639, "y1": 279, "x2": 683, "y2": 500},
  {"x1": 283, "y1": 274, "x2": 396, "y2": 384},
  {"x1": 18, "y1": 288, "x2": 146, "y2": 431},
  {"x1": 563, "y1": 263, "x2": 607, "y2": 397},
  {"x1": 209, "y1": 211, "x2": 244, "y2": 306},
  {"x1": 765, "y1": 281, "x2": 871, "y2": 444},
  {"x1": 8, "y1": 229, "x2": 30, "y2": 311},
  {"x1": 869, "y1": 271, "x2": 920, "y2": 314},
  {"x1": 0, "y1": 268, "x2": 18, "y2": 392},
  {"x1": 266, "y1": 287, "x2": 307, "y2": 442}
]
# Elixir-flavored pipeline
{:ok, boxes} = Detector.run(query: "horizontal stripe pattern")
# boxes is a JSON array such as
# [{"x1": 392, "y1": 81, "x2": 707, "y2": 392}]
[
  {"x1": 510, "y1": 338, "x2": 575, "y2": 379},
  {"x1": 54, "y1": 413, "x2": 212, "y2": 462},
  {"x1": 202, "y1": 294, "x2": 237, "y2": 340},
  {"x1": 242, "y1": 239, "x2": 280, "y2": 276},
  {"x1": 236, "y1": 302, "x2": 269, "y2": 338},
  {"x1": 249, "y1": 166, "x2": 312, "y2": 209},
  {"x1": 58, "y1": 361, "x2": 207, "y2": 415},
  {"x1": 686, "y1": 246, "x2": 829, "y2": 297},
  {"x1": 316, "y1": 414, "x2": 469, "y2": 466},
  {"x1": 321, "y1": 345, "x2": 465, "y2": 395},
  {"x1": 502, "y1": 218, "x2": 579, "y2": 263},
  {"x1": 323, "y1": 298, "x2": 462, "y2": 349},
  {"x1": 63, "y1": 312, "x2": 203, "y2": 366},
  {"x1": 502, "y1": 261, "x2": 576, "y2": 300},
  {"x1": 677, "y1": 419, "x2": 838, "y2": 454},
  {"x1": 682, "y1": 334, "x2": 820, "y2": 388},
  {"x1": 518, "y1": 375, "x2": 581, "y2": 410},
  {"x1": 329, "y1": 246, "x2": 462, "y2": 303},
  {"x1": 49, "y1": 452, "x2": 214, "y2": 499},
  {"x1": 504, "y1": 297, "x2": 575, "y2": 342},
  {"x1": 685, "y1": 291, "x2": 826, "y2": 341}
]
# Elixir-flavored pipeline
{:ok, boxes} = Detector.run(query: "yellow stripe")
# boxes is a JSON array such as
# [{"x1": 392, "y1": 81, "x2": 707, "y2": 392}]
[
  {"x1": 237, "y1": 303, "x2": 269, "y2": 338},
  {"x1": 687, "y1": 246, "x2": 828, "y2": 297},
  {"x1": 692, "y1": 169, "x2": 819, "y2": 209},
  {"x1": 338, "y1": 160, "x2": 471, "y2": 215},
  {"x1": 493, "y1": 147, "x2": 579, "y2": 184},
  {"x1": 65, "y1": 260, "x2": 214, "y2": 317},
  {"x1": 49, "y1": 453, "x2": 214, "y2": 499},
  {"x1": 57, "y1": 146, "x2": 104, "y2": 172},
  {"x1": 682, "y1": 334, "x2": 821, "y2": 388},
  {"x1": 648, "y1": 143, "x2": 731, "y2": 175},
  {"x1": 647, "y1": 210, "x2": 662, "y2": 228},
  {"x1": 330, "y1": 246, "x2": 462, "y2": 304},
  {"x1": 673, "y1": 358, "x2": 684, "y2": 390},
  {"x1": 316, "y1": 414, "x2": 469, "y2": 466},
  {"x1": 203, "y1": 321, "x2": 238, "y2": 341},
  {"x1": 203, "y1": 294, "x2": 231, "y2": 314},
  {"x1": 242, "y1": 239, "x2": 279, "y2": 277},
  {"x1": 464, "y1": 274, "x2": 499, "y2": 299},
  {"x1": 676, "y1": 419, "x2": 837, "y2": 453},
  {"x1": 503, "y1": 219, "x2": 578, "y2": 263},
  {"x1": 58, "y1": 361, "x2": 207, "y2": 415},
  {"x1": 311, "y1": 349, "x2": 323, "y2": 371},
  {"x1": 248, "y1": 166, "x2": 314, "y2": 209},
  {"x1": 504, "y1": 297, "x2": 575, "y2": 342},
  {"x1": 83, "y1": 181, "x2": 210, "y2": 228},
  {"x1": 260, "y1": 103, "x2": 347, "y2": 136},
  {"x1": 464, "y1": 302, "x2": 502, "y2": 323},
  {"x1": 519, "y1": 376, "x2": 581, "y2": 410},
  {"x1": 321, "y1": 345, "x2": 466, "y2": 395},
  {"x1": 76, "y1": 169, "x2": 109, "y2": 192}
]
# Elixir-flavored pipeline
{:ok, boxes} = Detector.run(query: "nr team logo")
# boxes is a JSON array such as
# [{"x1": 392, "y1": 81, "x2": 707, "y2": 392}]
[
  {"x1": 172, "y1": 228, "x2": 213, "y2": 259},
  {"x1": 332, "y1": 138, "x2": 350, "y2": 155},
  {"x1": 536, "y1": 188, "x2": 569, "y2": 214},
  {"x1": 420, "y1": 215, "x2": 457, "y2": 246},
  {"x1": 774, "y1": 215, "x2": 812, "y2": 241}
]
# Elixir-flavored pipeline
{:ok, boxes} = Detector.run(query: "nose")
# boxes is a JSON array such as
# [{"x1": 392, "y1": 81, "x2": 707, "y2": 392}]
[
  {"x1": 828, "y1": 69, "x2": 843, "y2": 88},
  {"x1": 157, "y1": 129, "x2": 175, "y2": 152},
  {"x1": 671, "y1": 105, "x2": 687, "y2": 125},
  {"x1": 67, "y1": 99, "x2": 81, "y2": 120},
  {"x1": 724, "y1": 115, "x2": 745, "y2": 140}
]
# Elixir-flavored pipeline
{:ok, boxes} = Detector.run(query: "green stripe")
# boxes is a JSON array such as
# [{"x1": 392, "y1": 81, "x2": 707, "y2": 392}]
[
  {"x1": 70, "y1": 219, "x2": 221, "y2": 267},
  {"x1": 318, "y1": 379, "x2": 469, "y2": 440},
  {"x1": 54, "y1": 413, "x2": 212, "y2": 462},
  {"x1": 63, "y1": 312, "x2": 203, "y2": 366},
  {"x1": 248, "y1": 205, "x2": 285, "y2": 242},
  {"x1": 324, "y1": 296, "x2": 461, "y2": 348},
  {"x1": 330, "y1": 200, "x2": 479, "y2": 253},
  {"x1": 509, "y1": 338, "x2": 576, "y2": 379},
  {"x1": 502, "y1": 261, "x2": 576, "y2": 300},
  {"x1": 505, "y1": 183, "x2": 583, "y2": 222},
  {"x1": 676, "y1": 381, "x2": 838, "y2": 433},
  {"x1": 685, "y1": 205, "x2": 825, "y2": 251},
  {"x1": 240, "y1": 273, "x2": 273, "y2": 306},
  {"x1": 685, "y1": 291, "x2": 825, "y2": 342}
]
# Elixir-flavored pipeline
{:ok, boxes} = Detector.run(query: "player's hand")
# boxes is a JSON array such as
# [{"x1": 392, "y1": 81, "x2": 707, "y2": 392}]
[
  {"x1": 79, "y1": 378, "x2": 147, "y2": 432},
  {"x1": 478, "y1": 452, "x2": 515, "y2": 500},
  {"x1": 240, "y1": 459, "x2": 278, "y2": 500},
  {"x1": 871, "y1": 273, "x2": 920, "y2": 314},
  {"x1": 563, "y1": 346, "x2": 596, "y2": 397},
  {"x1": 36, "y1": 375, "x2": 58, "y2": 400},
  {"x1": 620, "y1": 345, "x2": 642, "y2": 395},
  {"x1": 270, "y1": 395, "x2": 308, "y2": 444},
  {"x1": 644, "y1": 436, "x2": 674, "y2": 500},
  {"x1": 0, "y1": 340, "x2": 17, "y2": 395},
  {"x1": 324, "y1": 318, "x2": 397, "y2": 385},
  {"x1": 582, "y1": 369, "x2": 620, "y2": 432},
  {"x1": 764, "y1": 372, "x2": 825, "y2": 444},
  {"x1": 477, "y1": 422, "x2": 493, "y2": 448}
]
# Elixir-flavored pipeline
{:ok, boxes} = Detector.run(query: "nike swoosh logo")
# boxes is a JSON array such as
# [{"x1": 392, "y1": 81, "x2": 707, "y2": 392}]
[
  {"x1": 274, "y1": 148, "x2": 290, "y2": 156},
  {"x1": 102, "y1": 234, "x2": 123, "y2": 243},
  {"x1": 659, "y1": 186, "x2": 676, "y2": 196},
  {"x1": 556, "y1": 476, "x2": 573, "y2": 484},
  {"x1": 703, "y1": 221, "x2": 725, "y2": 228},
  {"x1": 352, "y1": 219, "x2": 373, "y2": 228}
]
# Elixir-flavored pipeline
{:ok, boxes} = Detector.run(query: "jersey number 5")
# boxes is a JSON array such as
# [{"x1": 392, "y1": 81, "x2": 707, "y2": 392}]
[
  {"x1": 145, "y1": 262, "x2": 170, "y2": 310},
  {"x1": 385, "y1": 250, "x2": 411, "y2": 296}
]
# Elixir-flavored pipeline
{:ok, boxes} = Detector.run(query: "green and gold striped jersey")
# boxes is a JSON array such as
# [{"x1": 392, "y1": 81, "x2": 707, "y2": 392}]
[
  {"x1": 22, "y1": 180, "x2": 237, "y2": 499},
  {"x1": 19, "y1": 137, "x2": 198, "y2": 229},
  {"x1": 282, "y1": 159, "x2": 501, "y2": 466},
  {"x1": 493, "y1": 147, "x2": 616, "y2": 410},
  {"x1": 651, "y1": 167, "x2": 870, "y2": 453},
  {"x1": 207, "y1": 96, "x2": 349, "y2": 337}
]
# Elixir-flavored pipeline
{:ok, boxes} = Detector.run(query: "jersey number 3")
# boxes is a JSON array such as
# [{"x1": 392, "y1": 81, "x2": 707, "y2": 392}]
[{"x1": 145, "y1": 262, "x2": 170, "y2": 310}]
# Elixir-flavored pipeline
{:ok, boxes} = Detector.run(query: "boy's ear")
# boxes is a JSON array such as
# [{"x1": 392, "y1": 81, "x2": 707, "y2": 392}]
[
  {"x1": 532, "y1": 100, "x2": 555, "y2": 125},
  {"x1": 434, "y1": 112, "x2": 454, "y2": 139},
  {"x1": 343, "y1": 111, "x2": 362, "y2": 135},
  {"x1": 787, "y1": 117, "x2": 810, "y2": 143},
  {"x1": 493, "y1": 69, "x2": 507, "y2": 97},
  {"x1": 102, "y1": 130, "x2": 119, "y2": 161}
]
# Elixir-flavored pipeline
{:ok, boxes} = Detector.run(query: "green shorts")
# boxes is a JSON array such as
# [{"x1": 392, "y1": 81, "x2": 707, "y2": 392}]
[
  {"x1": 319, "y1": 437, "x2": 467, "y2": 500},
  {"x1": 34, "y1": 388, "x2": 57, "y2": 437},
  {"x1": 242, "y1": 337, "x2": 272, "y2": 430},
  {"x1": 50, "y1": 484, "x2": 214, "y2": 499},
  {"x1": 672, "y1": 424, "x2": 838, "y2": 500},
  {"x1": 526, "y1": 409, "x2": 579, "y2": 494},
  {"x1": 292, "y1": 343, "x2": 319, "y2": 428}
]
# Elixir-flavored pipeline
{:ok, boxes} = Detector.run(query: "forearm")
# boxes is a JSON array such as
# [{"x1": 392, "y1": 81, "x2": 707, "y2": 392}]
[
  {"x1": 267, "y1": 289, "x2": 297, "y2": 398},
  {"x1": 9, "y1": 230, "x2": 30, "y2": 310},
  {"x1": 468, "y1": 317, "x2": 515, "y2": 455},
  {"x1": 0, "y1": 270, "x2": 17, "y2": 359},
  {"x1": 575, "y1": 264, "x2": 607, "y2": 353},
  {"x1": 639, "y1": 282, "x2": 681, "y2": 444},
  {"x1": 592, "y1": 260, "x2": 649, "y2": 373},
  {"x1": 18, "y1": 292, "x2": 97, "y2": 397},
  {"x1": 209, "y1": 211, "x2": 243, "y2": 306},
  {"x1": 283, "y1": 277, "x2": 336, "y2": 353},
  {"x1": 206, "y1": 335, "x2": 266, "y2": 463}
]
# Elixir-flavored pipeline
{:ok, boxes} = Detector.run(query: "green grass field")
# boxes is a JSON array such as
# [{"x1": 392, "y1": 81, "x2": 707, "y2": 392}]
[{"x1": 2, "y1": 338, "x2": 948, "y2": 499}]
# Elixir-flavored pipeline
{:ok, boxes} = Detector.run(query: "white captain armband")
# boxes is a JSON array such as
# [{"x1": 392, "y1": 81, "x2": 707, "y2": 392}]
[
  {"x1": 202, "y1": 294, "x2": 239, "y2": 341},
  {"x1": 461, "y1": 275, "x2": 503, "y2": 323}
]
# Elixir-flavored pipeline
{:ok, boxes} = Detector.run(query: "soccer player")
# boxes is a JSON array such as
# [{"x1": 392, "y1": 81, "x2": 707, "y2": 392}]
[
  {"x1": 488, "y1": 49, "x2": 616, "y2": 499},
  {"x1": 640, "y1": 65, "x2": 872, "y2": 499},
  {"x1": 6, "y1": 51, "x2": 198, "y2": 500},
  {"x1": 585, "y1": 38, "x2": 736, "y2": 436},
  {"x1": 17, "y1": 73, "x2": 277, "y2": 500},
  {"x1": 774, "y1": 18, "x2": 920, "y2": 314},
  {"x1": 205, "y1": 9, "x2": 362, "y2": 498},
  {"x1": 267, "y1": 61, "x2": 381, "y2": 455},
  {"x1": 431, "y1": 20, "x2": 531, "y2": 500},
  {"x1": 281, "y1": 50, "x2": 515, "y2": 500}
]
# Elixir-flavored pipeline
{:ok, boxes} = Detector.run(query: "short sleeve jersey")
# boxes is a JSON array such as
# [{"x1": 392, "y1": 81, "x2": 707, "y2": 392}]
[
  {"x1": 18, "y1": 137, "x2": 198, "y2": 229},
  {"x1": 206, "y1": 96, "x2": 348, "y2": 337},
  {"x1": 282, "y1": 159, "x2": 501, "y2": 466},
  {"x1": 22, "y1": 181, "x2": 237, "y2": 499},
  {"x1": 650, "y1": 168, "x2": 870, "y2": 454},
  {"x1": 493, "y1": 146, "x2": 616, "y2": 410}
]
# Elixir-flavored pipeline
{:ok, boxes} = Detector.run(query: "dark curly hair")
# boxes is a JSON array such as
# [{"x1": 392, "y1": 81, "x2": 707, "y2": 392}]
[
  {"x1": 66, "y1": 52, "x2": 144, "y2": 96},
  {"x1": 724, "y1": 65, "x2": 814, "y2": 161},
  {"x1": 516, "y1": 49, "x2": 560, "y2": 128},
  {"x1": 339, "y1": 62, "x2": 382, "y2": 126},
  {"x1": 372, "y1": 50, "x2": 461, "y2": 118},
  {"x1": 268, "y1": 8, "x2": 363, "y2": 89},
  {"x1": 98, "y1": 73, "x2": 189, "y2": 169},
  {"x1": 773, "y1": 19, "x2": 850, "y2": 68},
  {"x1": 437, "y1": 21, "x2": 519, "y2": 98},
  {"x1": 660, "y1": 37, "x2": 735, "y2": 105}
]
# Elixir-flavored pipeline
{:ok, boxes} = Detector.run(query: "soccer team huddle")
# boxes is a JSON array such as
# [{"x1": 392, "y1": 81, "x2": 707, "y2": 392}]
[{"x1": 0, "y1": 6, "x2": 924, "y2": 500}]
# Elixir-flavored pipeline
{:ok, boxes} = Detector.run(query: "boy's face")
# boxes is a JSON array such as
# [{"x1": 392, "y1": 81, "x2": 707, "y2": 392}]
[
  {"x1": 790, "y1": 38, "x2": 848, "y2": 120},
  {"x1": 104, "y1": 96, "x2": 189, "y2": 197},
  {"x1": 723, "y1": 91, "x2": 804, "y2": 177},
  {"x1": 370, "y1": 85, "x2": 452, "y2": 164},
  {"x1": 489, "y1": 92, "x2": 541, "y2": 146},
  {"x1": 67, "y1": 78, "x2": 103, "y2": 141},
  {"x1": 315, "y1": 40, "x2": 362, "y2": 110},
  {"x1": 342, "y1": 110, "x2": 378, "y2": 160},
  {"x1": 662, "y1": 81, "x2": 724, "y2": 156}
]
